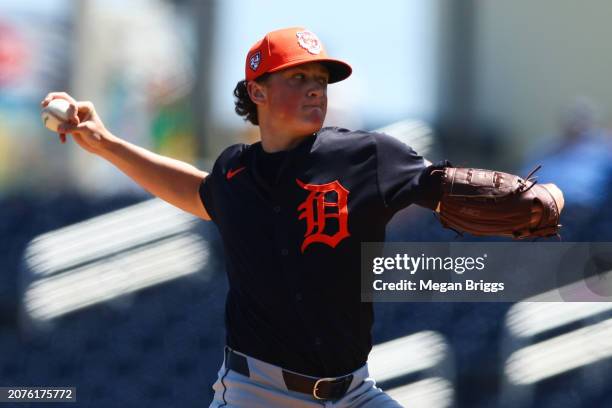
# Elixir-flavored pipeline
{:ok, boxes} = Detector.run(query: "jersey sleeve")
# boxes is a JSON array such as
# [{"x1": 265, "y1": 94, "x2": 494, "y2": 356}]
[
  {"x1": 197, "y1": 144, "x2": 245, "y2": 223},
  {"x1": 375, "y1": 132, "x2": 447, "y2": 214},
  {"x1": 199, "y1": 174, "x2": 216, "y2": 221}
]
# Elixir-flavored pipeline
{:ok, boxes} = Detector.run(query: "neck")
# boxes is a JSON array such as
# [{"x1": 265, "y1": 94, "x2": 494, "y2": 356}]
[{"x1": 258, "y1": 124, "x2": 317, "y2": 153}]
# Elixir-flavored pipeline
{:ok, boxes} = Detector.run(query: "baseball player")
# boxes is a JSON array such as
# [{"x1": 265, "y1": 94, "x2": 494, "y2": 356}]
[{"x1": 42, "y1": 27, "x2": 563, "y2": 407}]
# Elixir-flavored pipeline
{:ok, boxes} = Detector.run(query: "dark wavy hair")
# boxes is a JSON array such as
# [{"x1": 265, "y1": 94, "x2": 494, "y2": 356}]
[{"x1": 233, "y1": 73, "x2": 270, "y2": 126}]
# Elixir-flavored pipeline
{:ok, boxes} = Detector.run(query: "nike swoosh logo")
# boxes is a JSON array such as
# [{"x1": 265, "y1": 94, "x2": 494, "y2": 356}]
[{"x1": 226, "y1": 166, "x2": 246, "y2": 180}]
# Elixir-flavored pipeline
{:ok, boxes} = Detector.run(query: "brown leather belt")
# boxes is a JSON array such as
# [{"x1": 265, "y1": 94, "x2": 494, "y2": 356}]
[{"x1": 225, "y1": 347, "x2": 353, "y2": 401}]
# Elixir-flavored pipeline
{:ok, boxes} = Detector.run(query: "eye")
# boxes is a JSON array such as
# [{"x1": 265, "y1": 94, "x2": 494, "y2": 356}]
[{"x1": 293, "y1": 73, "x2": 305, "y2": 80}]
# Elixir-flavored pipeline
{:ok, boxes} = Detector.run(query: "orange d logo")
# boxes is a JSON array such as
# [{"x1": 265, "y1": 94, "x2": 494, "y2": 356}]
[{"x1": 296, "y1": 179, "x2": 351, "y2": 253}]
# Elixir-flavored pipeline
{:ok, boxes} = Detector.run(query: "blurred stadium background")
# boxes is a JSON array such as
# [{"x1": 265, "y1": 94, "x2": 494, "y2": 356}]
[{"x1": 1, "y1": 0, "x2": 612, "y2": 407}]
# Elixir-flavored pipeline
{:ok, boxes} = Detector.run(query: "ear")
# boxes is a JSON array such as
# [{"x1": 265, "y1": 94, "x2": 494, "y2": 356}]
[{"x1": 247, "y1": 81, "x2": 266, "y2": 105}]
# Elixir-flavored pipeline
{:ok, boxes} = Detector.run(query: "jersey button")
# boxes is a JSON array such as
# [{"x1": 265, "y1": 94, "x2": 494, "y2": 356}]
[
  {"x1": 273, "y1": 205, "x2": 281, "y2": 213},
  {"x1": 314, "y1": 337, "x2": 322, "y2": 346},
  {"x1": 281, "y1": 248, "x2": 289, "y2": 256},
  {"x1": 295, "y1": 293, "x2": 303, "y2": 301}
]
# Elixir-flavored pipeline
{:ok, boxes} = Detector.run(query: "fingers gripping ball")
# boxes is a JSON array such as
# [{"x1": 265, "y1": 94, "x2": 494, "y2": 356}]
[{"x1": 41, "y1": 99, "x2": 71, "y2": 132}]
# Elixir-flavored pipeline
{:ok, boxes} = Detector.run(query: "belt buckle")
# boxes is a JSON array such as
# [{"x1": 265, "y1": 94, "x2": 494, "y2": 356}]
[{"x1": 312, "y1": 377, "x2": 338, "y2": 400}]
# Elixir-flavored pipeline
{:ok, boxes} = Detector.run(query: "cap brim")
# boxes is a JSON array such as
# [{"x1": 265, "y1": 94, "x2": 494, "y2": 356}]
[{"x1": 266, "y1": 57, "x2": 352, "y2": 84}]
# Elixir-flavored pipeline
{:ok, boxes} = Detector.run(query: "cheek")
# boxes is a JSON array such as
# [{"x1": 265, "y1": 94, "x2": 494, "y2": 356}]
[
  {"x1": 271, "y1": 90, "x2": 302, "y2": 118},
  {"x1": 270, "y1": 87, "x2": 300, "y2": 104},
  {"x1": 267, "y1": 85, "x2": 326, "y2": 127}
]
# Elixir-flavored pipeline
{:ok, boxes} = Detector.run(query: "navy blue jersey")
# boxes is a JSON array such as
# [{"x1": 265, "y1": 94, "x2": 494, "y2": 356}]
[{"x1": 199, "y1": 127, "x2": 442, "y2": 376}]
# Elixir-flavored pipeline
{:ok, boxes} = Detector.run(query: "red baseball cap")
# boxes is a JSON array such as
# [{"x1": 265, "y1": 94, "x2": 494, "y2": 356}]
[{"x1": 245, "y1": 27, "x2": 352, "y2": 84}]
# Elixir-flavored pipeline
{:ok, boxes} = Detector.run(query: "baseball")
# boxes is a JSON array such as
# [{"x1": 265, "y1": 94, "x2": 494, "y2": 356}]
[{"x1": 41, "y1": 99, "x2": 71, "y2": 132}]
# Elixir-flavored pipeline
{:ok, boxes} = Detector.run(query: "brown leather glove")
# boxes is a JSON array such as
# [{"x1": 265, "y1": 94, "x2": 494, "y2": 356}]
[{"x1": 435, "y1": 165, "x2": 564, "y2": 239}]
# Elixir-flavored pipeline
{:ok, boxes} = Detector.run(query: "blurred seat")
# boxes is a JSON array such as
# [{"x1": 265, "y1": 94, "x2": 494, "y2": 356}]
[
  {"x1": 368, "y1": 331, "x2": 455, "y2": 407},
  {"x1": 499, "y1": 299, "x2": 612, "y2": 408}
]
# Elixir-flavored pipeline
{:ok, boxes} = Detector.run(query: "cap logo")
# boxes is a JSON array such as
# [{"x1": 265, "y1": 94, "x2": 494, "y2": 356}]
[
  {"x1": 296, "y1": 31, "x2": 321, "y2": 55},
  {"x1": 249, "y1": 51, "x2": 261, "y2": 71}
]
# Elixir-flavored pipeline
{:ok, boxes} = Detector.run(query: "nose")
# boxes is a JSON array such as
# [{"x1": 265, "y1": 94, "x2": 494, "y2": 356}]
[
  {"x1": 307, "y1": 87, "x2": 321, "y2": 98},
  {"x1": 306, "y1": 80, "x2": 326, "y2": 98}
]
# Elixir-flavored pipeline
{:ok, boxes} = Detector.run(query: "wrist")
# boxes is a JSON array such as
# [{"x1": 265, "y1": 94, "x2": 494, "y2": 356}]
[{"x1": 98, "y1": 130, "x2": 123, "y2": 158}]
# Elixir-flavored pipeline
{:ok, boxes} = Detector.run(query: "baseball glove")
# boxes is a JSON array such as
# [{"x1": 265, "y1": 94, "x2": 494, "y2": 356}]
[{"x1": 434, "y1": 165, "x2": 563, "y2": 239}]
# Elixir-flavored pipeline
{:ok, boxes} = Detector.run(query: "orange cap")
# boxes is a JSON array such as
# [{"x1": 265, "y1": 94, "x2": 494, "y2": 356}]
[{"x1": 245, "y1": 27, "x2": 352, "y2": 84}]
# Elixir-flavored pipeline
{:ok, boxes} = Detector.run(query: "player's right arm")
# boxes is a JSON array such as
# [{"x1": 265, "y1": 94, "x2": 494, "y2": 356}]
[{"x1": 41, "y1": 92, "x2": 211, "y2": 221}]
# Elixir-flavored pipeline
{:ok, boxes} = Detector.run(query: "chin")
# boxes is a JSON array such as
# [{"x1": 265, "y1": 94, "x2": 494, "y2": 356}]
[
  {"x1": 300, "y1": 116, "x2": 325, "y2": 134},
  {"x1": 300, "y1": 123, "x2": 324, "y2": 135}
]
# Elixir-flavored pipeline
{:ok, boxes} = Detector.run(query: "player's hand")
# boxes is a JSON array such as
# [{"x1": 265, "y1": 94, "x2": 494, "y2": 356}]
[{"x1": 41, "y1": 92, "x2": 116, "y2": 155}]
